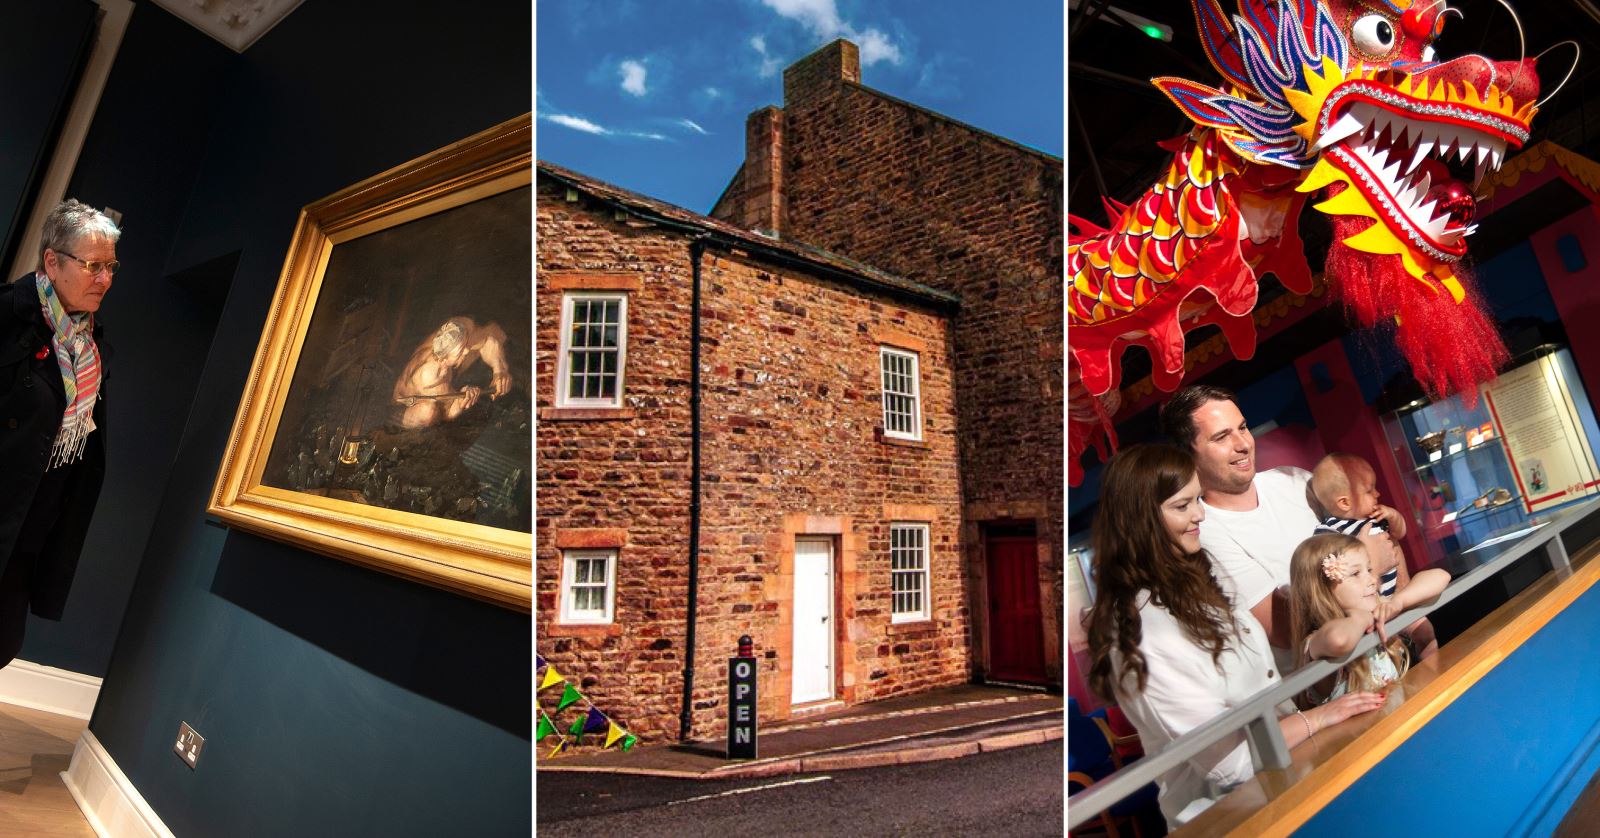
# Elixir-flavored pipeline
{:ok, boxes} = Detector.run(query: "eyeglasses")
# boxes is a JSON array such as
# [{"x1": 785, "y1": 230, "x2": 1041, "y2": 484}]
[{"x1": 53, "y1": 249, "x2": 120, "y2": 276}]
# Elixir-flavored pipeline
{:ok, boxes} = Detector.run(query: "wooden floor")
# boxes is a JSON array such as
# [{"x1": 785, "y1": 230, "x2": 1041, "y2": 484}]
[{"x1": 0, "y1": 704, "x2": 93, "y2": 837}]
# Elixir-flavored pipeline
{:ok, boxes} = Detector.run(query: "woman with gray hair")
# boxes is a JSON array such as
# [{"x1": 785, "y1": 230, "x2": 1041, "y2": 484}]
[{"x1": 0, "y1": 198, "x2": 120, "y2": 668}]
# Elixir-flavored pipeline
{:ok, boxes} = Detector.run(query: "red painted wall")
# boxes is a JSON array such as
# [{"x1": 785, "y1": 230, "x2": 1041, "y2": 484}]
[
  {"x1": 1529, "y1": 206, "x2": 1600, "y2": 399},
  {"x1": 1255, "y1": 423, "x2": 1327, "y2": 473},
  {"x1": 1294, "y1": 341, "x2": 1432, "y2": 572}
]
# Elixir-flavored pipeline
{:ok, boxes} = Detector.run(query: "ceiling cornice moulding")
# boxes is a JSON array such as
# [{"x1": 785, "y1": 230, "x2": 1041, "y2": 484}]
[{"x1": 148, "y1": 0, "x2": 308, "y2": 53}]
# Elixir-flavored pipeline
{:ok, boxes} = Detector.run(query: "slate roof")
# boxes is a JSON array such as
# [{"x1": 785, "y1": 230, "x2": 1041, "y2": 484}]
[{"x1": 538, "y1": 161, "x2": 962, "y2": 310}]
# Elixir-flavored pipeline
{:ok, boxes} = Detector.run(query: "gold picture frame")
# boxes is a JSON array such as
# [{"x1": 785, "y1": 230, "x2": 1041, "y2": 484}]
[{"x1": 210, "y1": 114, "x2": 532, "y2": 611}]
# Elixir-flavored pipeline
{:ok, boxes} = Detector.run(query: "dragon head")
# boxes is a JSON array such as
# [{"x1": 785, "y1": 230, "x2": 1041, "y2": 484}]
[
  {"x1": 1065, "y1": 0, "x2": 1557, "y2": 485},
  {"x1": 1154, "y1": 0, "x2": 1541, "y2": 396}
]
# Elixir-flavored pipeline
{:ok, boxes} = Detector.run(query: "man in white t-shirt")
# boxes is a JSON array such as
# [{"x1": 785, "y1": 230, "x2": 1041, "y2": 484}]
[{"x1": 1160, "y1": 385, "x2": 1407, "y2": 666}]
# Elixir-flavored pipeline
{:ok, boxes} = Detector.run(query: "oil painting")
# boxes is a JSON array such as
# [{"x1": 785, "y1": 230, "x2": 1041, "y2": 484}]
[
  {"x1": 258, "y1": 186, "x2": 530, "y2": 532},
  {"x1": 211, "y1": 114, "x2": 532, "y2": 610}
]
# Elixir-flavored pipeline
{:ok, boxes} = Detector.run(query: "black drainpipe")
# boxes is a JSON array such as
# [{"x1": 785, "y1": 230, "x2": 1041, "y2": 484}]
[{"x1": 679, "y1": 237, "x2": 707, "y2": 741}]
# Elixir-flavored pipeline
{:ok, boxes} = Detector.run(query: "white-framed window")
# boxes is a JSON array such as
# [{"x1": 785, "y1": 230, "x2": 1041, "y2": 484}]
[
  {"x1": 880, "y1": 347, "x2": 922, "y2": 440},
  {"x1": 560, "y1": 549, "x2": 617, "y2": 624},
  {"x1": 890, "y1": 523, "x2": 930, "y2": 622},
  {"x1": 556, "y1": 293, "x2": 628, "y2": 407}
]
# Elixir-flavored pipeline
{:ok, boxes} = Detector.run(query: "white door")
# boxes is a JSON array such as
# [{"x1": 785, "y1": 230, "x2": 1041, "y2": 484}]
[{"x1": 792, "y1": 538, "x2": 834, "y2": 704}]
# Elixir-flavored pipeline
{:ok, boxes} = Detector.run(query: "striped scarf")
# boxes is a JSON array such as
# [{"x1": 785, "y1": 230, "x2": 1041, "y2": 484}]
[{"x1": 35, "y1": 273, "x2": 101, "y2": 469}]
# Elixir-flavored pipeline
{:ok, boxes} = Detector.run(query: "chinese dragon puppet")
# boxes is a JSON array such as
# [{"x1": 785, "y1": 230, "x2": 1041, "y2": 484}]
[{"x1": 1068, "y1": 0, "x2": 1549, "y2": 484}]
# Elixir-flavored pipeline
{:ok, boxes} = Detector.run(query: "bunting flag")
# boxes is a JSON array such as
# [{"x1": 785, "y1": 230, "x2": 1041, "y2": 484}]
[
  {"x1": 536, "y1": 648, "x2": 637, "y2": 757},
  {"x1": 536, "y1": 654, "x2": 547, "y2": 670}
]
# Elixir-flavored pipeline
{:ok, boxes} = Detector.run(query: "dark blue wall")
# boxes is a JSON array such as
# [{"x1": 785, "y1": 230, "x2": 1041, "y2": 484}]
[
  {"x1": 1301, "y1": 577, "x2": 1600, "y2": 836},
  {"x1": 0, "y1": 0, "x2": 96, "y2": 269},
  {"x1": 23, "y1": 1, "x2": 236, "y2": 677},
  {"x1": 76, "y1": 1, "x2": 531, "y2": 835}
]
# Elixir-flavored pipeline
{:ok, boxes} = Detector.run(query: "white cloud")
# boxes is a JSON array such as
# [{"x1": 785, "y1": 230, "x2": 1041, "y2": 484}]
[
  {"x1": 537, "y1": 107, "x2": 669, "y2": 142},
  {"x1": 690, "y1": 85, "x2": 729, "y2": 112},
  {"x1": 758, "y1": 0, "x2": 903, "y2": 67},
  {"x1": 852, "y1": 28, "x2": 901, "y2": 66},
  {"x1": 915, "y1": 53, "x2": 964, "y2": 99},
  {"x1": 761, "y1": 0, "x2": 842, "y2": 38},
  {"x1": 751, "y1": 35, "x2": 784, "y2": 77},
  {"x1": 619, "y1": 59, "x2": 648, "y2": 96},
  {"x1": 677, "y1": 118, "x2": 710, "y2": 135},
  {"x1": 545, "y1": 113, "x2": 609, "y2": 135}
]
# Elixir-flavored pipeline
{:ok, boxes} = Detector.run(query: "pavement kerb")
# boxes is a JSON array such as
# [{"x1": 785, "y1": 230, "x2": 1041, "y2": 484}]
[
  {"x1": 537, "y1": 708, "x2": 1062, "y2": 781},
  {"x1": 976, "y1": 728, "x2": 1048, "y2": 752}
]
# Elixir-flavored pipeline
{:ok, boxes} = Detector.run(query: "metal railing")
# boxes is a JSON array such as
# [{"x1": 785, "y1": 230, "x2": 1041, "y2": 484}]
[{"x1": 1067, "y1": 498, "x2": 1600, "y2": 830}]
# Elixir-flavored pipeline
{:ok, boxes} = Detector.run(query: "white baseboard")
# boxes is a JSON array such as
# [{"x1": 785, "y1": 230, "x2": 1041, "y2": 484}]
[
  {"x1": 0, "y1": 659, "x2": 102, "y2": 720},
  {"x1": 62, "y1": 729, "x2": 175, "y2": 838}
]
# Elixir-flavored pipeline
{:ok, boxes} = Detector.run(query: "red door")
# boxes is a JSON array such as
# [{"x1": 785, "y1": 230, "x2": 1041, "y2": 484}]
[{"x1": 987, "y1": 536, "x2": 1046, "y2": 683}]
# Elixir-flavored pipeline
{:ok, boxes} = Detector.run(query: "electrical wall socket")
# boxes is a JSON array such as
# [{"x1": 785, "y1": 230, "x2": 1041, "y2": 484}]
[{"x1": 174, "y1": 722, "x2": 204, "y2": 769}]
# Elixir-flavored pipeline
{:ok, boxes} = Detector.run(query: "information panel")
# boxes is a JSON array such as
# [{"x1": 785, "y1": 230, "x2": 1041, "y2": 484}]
[{"x1": 1484, "y1": 350, "x2": 1600, "y2": 514}]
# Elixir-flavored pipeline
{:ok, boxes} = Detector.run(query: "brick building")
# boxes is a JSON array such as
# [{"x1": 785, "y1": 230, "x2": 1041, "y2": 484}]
[{"x1": 537, "y1": 40, "x2": 1063, "y2": 742}]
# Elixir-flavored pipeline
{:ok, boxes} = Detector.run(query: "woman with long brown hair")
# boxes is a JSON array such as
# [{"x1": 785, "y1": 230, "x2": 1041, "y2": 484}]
[{"x1": 1086, "y1": 443, "x2": 1385, "y2": 828}]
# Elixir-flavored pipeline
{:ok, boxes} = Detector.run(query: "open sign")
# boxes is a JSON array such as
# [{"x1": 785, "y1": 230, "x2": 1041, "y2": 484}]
[{"x1": 727, "y1": 655, "x2": 758, "y2": 759}]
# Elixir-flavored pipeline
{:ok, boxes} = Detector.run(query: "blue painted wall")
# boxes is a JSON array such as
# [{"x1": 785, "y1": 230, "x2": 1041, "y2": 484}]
[
  {"x1": 1301, "y1": 576, "x2": 1600, "y2": 836},
  {"x1": 0, "y1": 0, "x2": 96, "y2": 268},
  {"x1": 78, "y1": 1, "x2": 531, "y2": 835},
  {"x1": 23, "y1": 1, "x2": 235, "y2": 677},
  {"x1": 1476, "y1": 240, "x2": 1563, "y2": 327}
]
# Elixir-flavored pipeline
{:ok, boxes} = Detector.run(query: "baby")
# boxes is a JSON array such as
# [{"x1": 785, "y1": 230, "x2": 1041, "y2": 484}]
[{"x1": 1307, "y1": 452, "x2": 1438, "y2": 659}]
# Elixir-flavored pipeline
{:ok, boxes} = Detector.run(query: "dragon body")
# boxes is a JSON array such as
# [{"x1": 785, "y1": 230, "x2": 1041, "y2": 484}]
[{"x1": 1069, "y1": 0, "x2": 1541, "y2": 484}]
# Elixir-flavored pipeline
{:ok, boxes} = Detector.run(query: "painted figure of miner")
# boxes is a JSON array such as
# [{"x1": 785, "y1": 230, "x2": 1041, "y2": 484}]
[{"x1": 393, "y1": 316, "x2": 511, "y2": 429}]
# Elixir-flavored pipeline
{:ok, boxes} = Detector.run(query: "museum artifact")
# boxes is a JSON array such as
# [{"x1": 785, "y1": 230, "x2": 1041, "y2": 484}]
[
  {"x1": 1067, "y1": 0, "x2": 1570, "y2": 483},
  {"x1": 210, "y1": 114, "x2": 532, "y2": 610}
]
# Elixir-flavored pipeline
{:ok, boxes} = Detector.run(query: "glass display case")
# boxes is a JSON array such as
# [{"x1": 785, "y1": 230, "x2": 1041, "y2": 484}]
[
  {"x1": 1381, "y1": 345, "x2": 1600, "y2": 566},
  {"x1": 1066, "y1": 537, "x2": 1101, "y2": 708}
]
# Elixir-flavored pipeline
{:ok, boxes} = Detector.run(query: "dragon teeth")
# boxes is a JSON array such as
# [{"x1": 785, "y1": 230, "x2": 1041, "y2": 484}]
[
  {"x1": 1406, "y1": 138, "x2": 1433, "y2": 176},
  {"x1": 1315, "y1": 112, "x2": 1366, "y2": 152}
]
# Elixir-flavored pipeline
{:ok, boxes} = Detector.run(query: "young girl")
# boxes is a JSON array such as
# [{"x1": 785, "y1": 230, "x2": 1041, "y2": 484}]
[{"x1": 1288, "y1": 533, "x2": 1451, "y2": 703}]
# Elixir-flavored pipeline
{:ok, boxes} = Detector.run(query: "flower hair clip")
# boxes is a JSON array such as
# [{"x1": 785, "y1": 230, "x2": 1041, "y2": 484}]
[{"x1": 1320, "y1": 552, "x2": 1348, "y2": 583}]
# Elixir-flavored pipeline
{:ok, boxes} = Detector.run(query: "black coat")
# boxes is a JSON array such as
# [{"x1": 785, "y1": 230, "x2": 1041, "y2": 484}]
[{"x1": 0, "y1": 275, "x2": 109, "y2": 620}]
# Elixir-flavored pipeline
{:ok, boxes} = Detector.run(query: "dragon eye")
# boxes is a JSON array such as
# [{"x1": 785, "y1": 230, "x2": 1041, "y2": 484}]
[{"x1": 1352, "y1": 14, "x2": 1398, "y2": 57}]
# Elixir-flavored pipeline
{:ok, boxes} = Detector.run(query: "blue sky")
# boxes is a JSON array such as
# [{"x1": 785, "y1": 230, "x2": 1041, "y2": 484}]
[{"x1": 535, "y1": 0, "x2": 1063, "y2": 214}]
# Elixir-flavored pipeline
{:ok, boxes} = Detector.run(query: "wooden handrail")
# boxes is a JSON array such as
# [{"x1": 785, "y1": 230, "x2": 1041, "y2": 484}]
[{"x1": 1180, "y1": 538, "x2": 1600, "y2": 835}]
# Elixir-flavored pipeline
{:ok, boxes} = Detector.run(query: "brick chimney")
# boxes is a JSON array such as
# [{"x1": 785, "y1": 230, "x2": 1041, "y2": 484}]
[
  {"x1": 727, "y1": 40, "x2": 859, "y2": 235},
  {"x1": 740, "y1": 106, "x2": 786, "y2": 235},
  {"x1": 783, "y1": 39, "x2": 860, "y2": 105}
]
